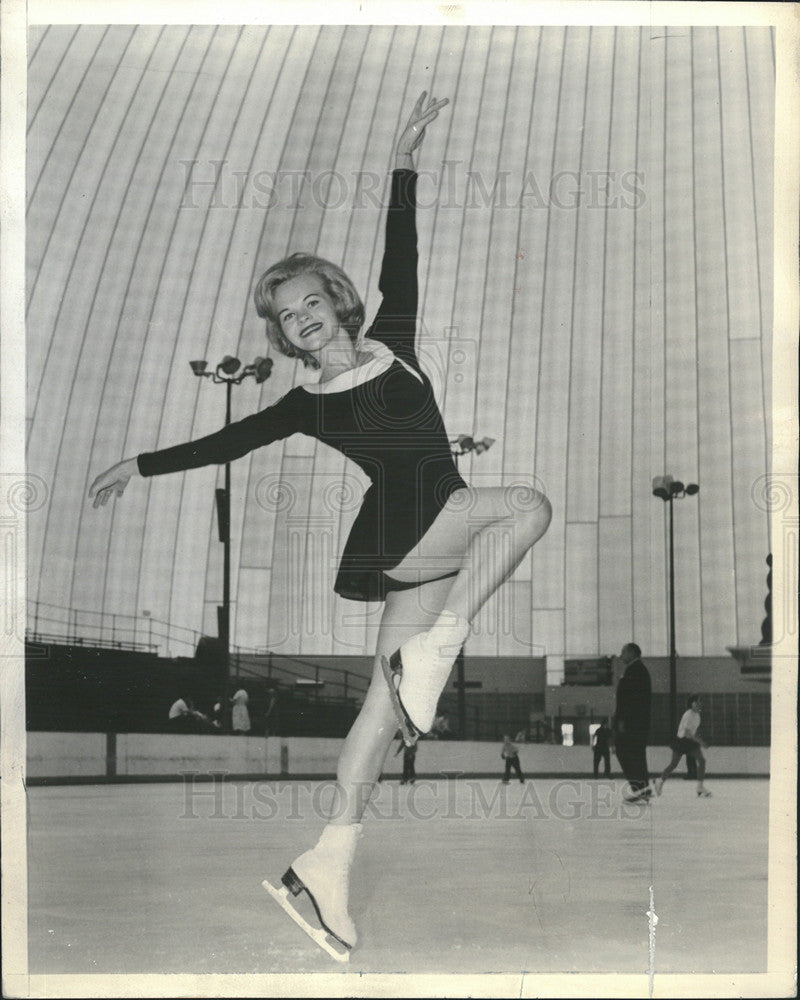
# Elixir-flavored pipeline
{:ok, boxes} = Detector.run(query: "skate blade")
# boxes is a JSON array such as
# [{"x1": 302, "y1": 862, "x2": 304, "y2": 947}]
[
  {"x1": 622, "y1": 787, "x2": 653, "y2": 803},
  {"x1": 262, "y1": 880, "x2": 350, "y2": 963},
  {"x1": 380, "y1": 654, "x2": 420, "y2": 748}
]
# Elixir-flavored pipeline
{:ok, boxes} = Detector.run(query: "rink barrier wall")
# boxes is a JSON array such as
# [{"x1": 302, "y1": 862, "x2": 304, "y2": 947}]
[{"x1": 24, "y1": 731, "x2": 771, "y2": 783}]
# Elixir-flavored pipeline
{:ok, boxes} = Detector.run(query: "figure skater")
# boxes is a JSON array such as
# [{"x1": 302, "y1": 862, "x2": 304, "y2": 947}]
[
  {"x1": 89, "y1": 92, "x2": 552, "y2": 960},
  {"x1": 654, "y1": 694, "x2": 712, "y2": 798}
]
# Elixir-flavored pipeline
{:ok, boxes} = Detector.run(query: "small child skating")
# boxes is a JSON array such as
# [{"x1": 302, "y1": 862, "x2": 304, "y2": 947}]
[
  {"x1": 395, "y1": 736, "x2": 417, "y2": 784},
  {"x1": 654, "y1": 695, "x2": 712, "y2": 798},
  {"x1": 501, "y1": 734, "x2": 525, "y2": 784}
]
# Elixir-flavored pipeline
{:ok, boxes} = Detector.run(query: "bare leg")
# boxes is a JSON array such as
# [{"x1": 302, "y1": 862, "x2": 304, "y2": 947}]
[
  {"x1": 281, "y1": 489, "x2": 551, "y2": 949},
  {"x1": 329, "y1": 575, "x2": 455, "y2": 825},
  {"x1": 385, "y1": 485, "x2": 552, "y2": 623},
  {"x1": 659, "y1": 750, "x2": 683, "y2": 782},
  {"x1": 695, "y1": 751, "x2": 708, "y2": 791},
  {"x1": 304, "y1": 487, "x2": 551, "y2": 824},
  {"x1": 371, "y1": 485, "x2": 551, "y2": 737},
  {"x1": 442, "y1": 487, "x2": 552, "y2": 623}
]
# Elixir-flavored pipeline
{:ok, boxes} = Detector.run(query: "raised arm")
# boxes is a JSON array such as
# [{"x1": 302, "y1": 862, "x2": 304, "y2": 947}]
[{"x1": 365, "y1": 92, "x2": 448, "y2": 370}]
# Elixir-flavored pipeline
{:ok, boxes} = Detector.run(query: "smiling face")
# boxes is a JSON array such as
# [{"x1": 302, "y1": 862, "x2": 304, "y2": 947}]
[{"x1": 274, "y1": 274, "x2": 341, "y2": 356}]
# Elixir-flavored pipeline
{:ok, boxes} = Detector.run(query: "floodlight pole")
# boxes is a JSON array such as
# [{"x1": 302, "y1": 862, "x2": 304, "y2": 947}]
[
  {"x1": 191, "y1": 356, "x2": 273, "y2": 727},
  {"x1": 221, "y1": 379, "x2": 232, "y2": 673},
  {"x1": 652, "y1": 475, "x2": 699, "y2": 735},
  {"x1": 667, "y1": 491, "x2": 677, "y2": 735}
]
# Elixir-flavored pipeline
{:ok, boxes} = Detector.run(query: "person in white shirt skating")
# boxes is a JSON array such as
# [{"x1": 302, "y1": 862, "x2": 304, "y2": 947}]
[{"x1": 654, "y1": 695, "x2": 712, "y2": 798}]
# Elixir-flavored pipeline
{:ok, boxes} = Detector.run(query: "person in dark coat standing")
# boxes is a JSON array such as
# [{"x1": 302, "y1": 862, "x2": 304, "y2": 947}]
[{"x1": 613, "y1": 643, "x2": 652, "y2": 800}]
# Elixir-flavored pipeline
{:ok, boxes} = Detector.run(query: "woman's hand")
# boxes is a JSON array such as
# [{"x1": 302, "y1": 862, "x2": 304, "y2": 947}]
[
  {"x1": 89, "y1": 457, "x2": 139, "y2": 508},
  {"x1": 396, "y1": 91, "x2": 449, "y2": 167}
]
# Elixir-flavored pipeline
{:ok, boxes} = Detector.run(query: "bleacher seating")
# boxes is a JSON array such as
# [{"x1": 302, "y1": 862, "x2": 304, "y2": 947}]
[{"x1": 25, "y1": 641, "x2": 360, "y2": 737}]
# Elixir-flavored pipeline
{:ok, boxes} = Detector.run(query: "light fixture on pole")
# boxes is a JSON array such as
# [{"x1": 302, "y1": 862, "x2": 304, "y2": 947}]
[
  {"x1": 190, "y1": 354, "x2": 274, "y2": 725},
  {"x1": 652, "y1": 475, "x2": 699, "y2": 734},
  {"x1": 449, "y1": 433, "x2": 495, "y2": 739},
  {"x1": 451, "y1": 434, "x2": 496, "y2": 460}
]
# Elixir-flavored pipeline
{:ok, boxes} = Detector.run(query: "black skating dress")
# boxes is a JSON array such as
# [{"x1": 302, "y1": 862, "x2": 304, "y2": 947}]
[{"x1": 137, "y1": 169, "x2": 466, "y2": 602}]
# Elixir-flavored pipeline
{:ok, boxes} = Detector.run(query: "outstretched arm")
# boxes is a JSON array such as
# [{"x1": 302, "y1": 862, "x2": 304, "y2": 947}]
[{"x1": 88, "y1": 388, "x2": 309, "y2": 507}]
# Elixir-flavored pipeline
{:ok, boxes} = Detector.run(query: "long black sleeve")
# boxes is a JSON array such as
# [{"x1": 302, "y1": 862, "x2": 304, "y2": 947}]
[
  {"x1": 137, "y1": 386, "x2": 308, "y2": 477},
  {"x1": 364, "y1": 169, "x2": 419, "y2": 370}
]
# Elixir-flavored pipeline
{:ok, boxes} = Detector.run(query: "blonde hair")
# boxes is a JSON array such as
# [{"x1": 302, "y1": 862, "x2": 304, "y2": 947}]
[{"x1": 253, "y1": 253, "x2": 365, "y2": 370}]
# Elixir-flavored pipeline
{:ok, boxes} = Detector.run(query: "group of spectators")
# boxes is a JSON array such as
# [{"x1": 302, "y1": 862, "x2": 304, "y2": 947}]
[{"x1": 168, "y1": 688, "x2": 253, "y2": 735}]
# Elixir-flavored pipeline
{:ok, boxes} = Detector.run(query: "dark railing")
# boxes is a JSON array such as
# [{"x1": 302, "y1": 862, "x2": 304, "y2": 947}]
[
  {"x1": 27, "y1": 631, "x2": 158, "y2": 654},
  {"x1": 28, "y1": 600, "x2": 202, "y2": 657},
  {"x1": 231, "y1": 649, "x2": 370, "y2": 704},
  {"x1": 26, "y1": 599, "x2": 372, "y2": 705}
]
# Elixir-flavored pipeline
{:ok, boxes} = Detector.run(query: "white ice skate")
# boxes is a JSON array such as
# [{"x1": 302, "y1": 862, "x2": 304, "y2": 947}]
[
  {"x1": 381, "y1": 613, "x2": 469, "y2": 746},
  {"x1": 263, "y1": 876, "x2": 350, "y2": 962},
  {"x1": 263, "y1": 823, "x2": 361, "y2": 962}
]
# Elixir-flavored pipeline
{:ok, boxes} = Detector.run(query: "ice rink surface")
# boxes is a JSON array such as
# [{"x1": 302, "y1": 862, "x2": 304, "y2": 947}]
[{"x1": 27, "y1": 778, "x2": 768, "y2": 978}]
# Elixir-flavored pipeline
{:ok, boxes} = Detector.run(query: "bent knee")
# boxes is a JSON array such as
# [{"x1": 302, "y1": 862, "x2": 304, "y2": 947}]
[
  {"x1": 502, "y1": 483, "x2": 550, "y2": 512},
  {"x1": 536, "y1": 492, "x2": 553, "y2": 530},
  {"x1": 507, "y1": 486, "x2": 552, "y2": 535}
]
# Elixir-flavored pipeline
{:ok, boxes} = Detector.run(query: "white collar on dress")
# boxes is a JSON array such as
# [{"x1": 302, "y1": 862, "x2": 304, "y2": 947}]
[{"x1": 300, "y1": 338, "x2": 422, "y2": 394}]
